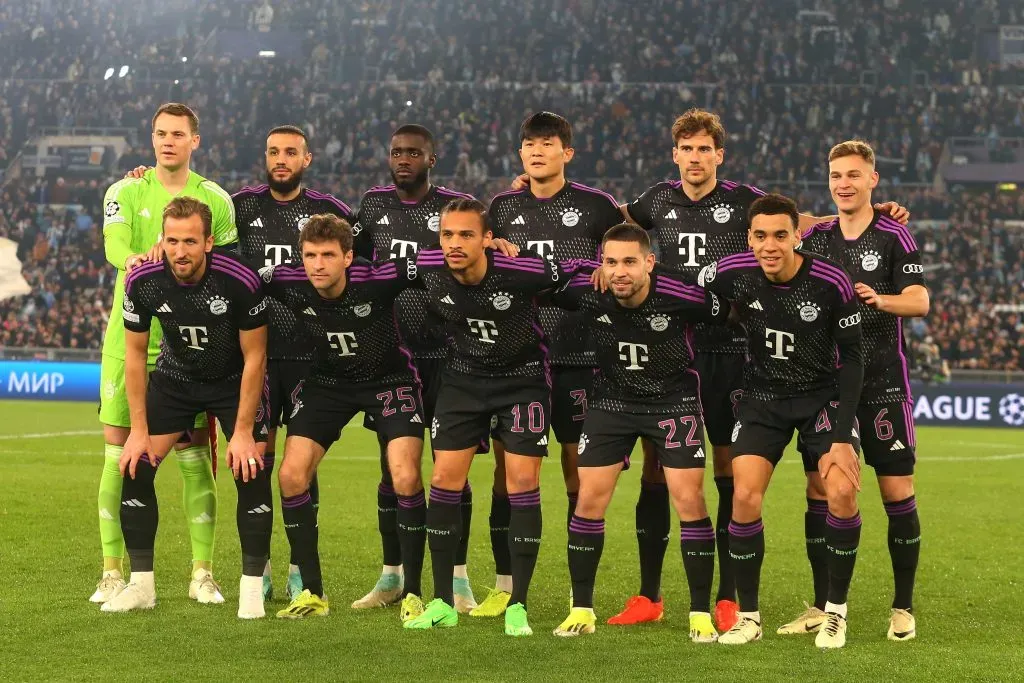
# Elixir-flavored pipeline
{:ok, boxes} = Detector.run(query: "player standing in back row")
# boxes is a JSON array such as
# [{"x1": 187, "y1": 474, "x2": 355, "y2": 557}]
[
  {"x1": 782, "y1": 141, "x2": 927, "y2": 642},
  {"x1": 350, "y1": 125, "x2": 478, "y2": 612},
  {"x1": 620, "y1": 108, "x2": 908, "y2": 631},
  {"x1": 480, "y1": 111, "x2": 623, "y2": 618},
  {"x1": 232, "y1": 125, "x2": 353, "y2": 602}
]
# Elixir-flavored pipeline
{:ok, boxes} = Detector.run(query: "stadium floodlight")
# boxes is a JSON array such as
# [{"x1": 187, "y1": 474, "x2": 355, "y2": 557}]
[
  {"x1": 181, "y1": 57, "x2": 188, "y2": 63},
  {"x1": 174, "y1": 79, "x2": 180, "y2": 84},
  {"x1": 118, "y1": 65, "x2": 129, "y2": 78},
  {"x1": 103, "y1": 68, "x2": 114, "y2": 81},
  {"x1": 258, "y1": 50, "x2": 276, "y2": 58},
  {"x1": 406, "y1": 100, "x2": 413, "y2": 106}
]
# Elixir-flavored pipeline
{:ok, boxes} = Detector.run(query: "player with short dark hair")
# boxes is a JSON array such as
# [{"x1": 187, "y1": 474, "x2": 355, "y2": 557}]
[
  {"x1": 616, "y1": 108, "x2": 908, "y2": 631},
  {"x1": 780, "y1": 140, "x2": 928, "y2": 642},
  {"x1": 548, "y1": 224, "x2": 728, "y2": 641},
  {"x1": 401, "y1": 199, "x2": 582, "y2": 637},
  {"x1": 478, "y1": 111, "x2": 623, "y2": 618},
  {"x1": 102, "y1": 197, "x2": 272, "y2": 620},
  {"x1": 232, "y1": 125, "x2": 353, "y2": 601},
  {"x1": 349, "y1": 125, "x2": 480, "y2": 612},
  {"x1": 260, "y1": 214, "x2": 430, "y2": 621},
  {"x1": 696, "y1": 193, "x2": 864, "y2": 648}
]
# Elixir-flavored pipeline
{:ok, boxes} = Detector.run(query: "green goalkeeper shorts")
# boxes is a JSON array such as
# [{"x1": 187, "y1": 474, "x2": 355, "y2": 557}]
[{"x1": 98, "y1": 354, "x2": 207, "y2": 429}]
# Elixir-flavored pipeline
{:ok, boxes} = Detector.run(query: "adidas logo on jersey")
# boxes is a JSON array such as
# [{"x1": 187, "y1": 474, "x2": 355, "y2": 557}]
[
  {"x1": 890, "y1": 440, "x2": 906, "y2": 451},
  {"x1": 664, "y1": 209, "x2": 678, "y2": 219},
  {"x1": 247, "y1": 504, "x2": 272, "y2": 515},
  {"x1": 748, "y1": 300, "x2": 764, "y2": 311},
  {"x1": 191, "y1": 512, "x2": 213, "y2": 524},
  {"x1": 157, "y1": 303, "x2": 172, "y2": 313},
  {"x1": 139, "y1": 208, "x2": 151, "y2": 218},
  {"x1": 694, "y1": 447, "x2": 705, "y2": 459},
  {"x1": 99, "y1": 507, "x2": 115, "y2": 521},
  {"x1": 250, "y1": 217, "x2": 264, "y2": 228},
  {"x1": 512, "y1": 215, "x2": 526, "y2": 225},
  {"x1": 410, "y1": 414, "x2": 423, "y2": 424},
  {"x1": 537, "y1": 435, "x2": 548, "y2": 446},
  {"x1": 441, "y1": 295, "x2": 455, "y2": 305},
  {"x1": 597, "y1": 314, "x2": 612, "y2": 324},
  {"x1": 302, "y1": 307, "x2": 317, "y2": 316},
  {"x1": 378, "y1": 216, "x2": 390, "y2": 225}
]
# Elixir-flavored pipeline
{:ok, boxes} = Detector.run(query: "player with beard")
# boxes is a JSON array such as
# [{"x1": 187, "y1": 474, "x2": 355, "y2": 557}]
[
  {"x1": 232, "y1": 125, "x2": 353, "y2": 602},
  {"x1": 349, "y1": 125, "x2": 479, "y2": 612}
]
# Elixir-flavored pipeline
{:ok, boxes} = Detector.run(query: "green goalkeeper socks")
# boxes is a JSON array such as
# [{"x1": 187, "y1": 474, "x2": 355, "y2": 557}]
[
  {"x1": 99, "y1": 444, "x2": 126, "y2": 568},
  {"x1": 176, "y1": 445, "x2": 218, "y2": 564}
]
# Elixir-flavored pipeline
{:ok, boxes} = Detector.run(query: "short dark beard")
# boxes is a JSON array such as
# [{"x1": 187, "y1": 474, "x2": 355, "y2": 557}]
[
  {"x1": 391, "y1": 166, "x2": 429, "y2": 193},
  {"x1": 266, "y1": 168, "x2": 303, "y2": 195}
]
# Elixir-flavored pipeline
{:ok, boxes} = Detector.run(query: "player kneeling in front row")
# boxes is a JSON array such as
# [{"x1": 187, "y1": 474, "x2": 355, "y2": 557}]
[
  {"x1": 104, "y1": 197, "x2": 273, "y2": 619},
  {"x1": 550, "y1": 224, "x2": 728, "y2": 641},
  {"x1": 403, "y1": 198, "x2": 583, "y2": 636},
  {"x1": 262, "y1": 215, "x2": 429, "y2": 620},
  {"x1": 698, "y1": 194, "x2": 865, "y2": 649}
]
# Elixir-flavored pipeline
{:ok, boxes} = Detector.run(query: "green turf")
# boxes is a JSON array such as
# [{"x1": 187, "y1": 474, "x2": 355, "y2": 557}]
[{"x1": 0, "y1": 400, "x2": 1021, "y2": 681}]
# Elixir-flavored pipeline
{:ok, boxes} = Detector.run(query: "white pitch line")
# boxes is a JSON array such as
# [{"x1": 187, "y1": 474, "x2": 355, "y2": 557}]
[
  {"x1": 0, "y1": 430, "x2": 103, "y2": 440},
  {"x1": 946, "y1": 440, "x2": 1022, "y2": 450}
]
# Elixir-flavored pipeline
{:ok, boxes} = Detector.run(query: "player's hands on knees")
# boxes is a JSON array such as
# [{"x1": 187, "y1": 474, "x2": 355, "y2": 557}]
[
  {"x1": 589, "y1": 268, "x2": 610, "y2": 292},
  {"x1": 143, "y1": 242, "x2": 164, "y2": 264},
  {"x1": 818, "y1": 442, "x2": 860, "y2": 491},
  {"x1": 227, "y1": 433, "x2": 263, "y2": 483},
  {"x1": 491, "y1": 238, "x2": 520, "y2": 257},
  {"x1": 874, "y1": 201, "x2": 910, "y2": 225},
  {"x1": 124, "y1": 165, "x2": 151, "y2": 179},
  {"x1": 120, "y1": 429, "x2": 154, "y2": 479},
  {"x1": 511, "y1": 173, "x2": 530, "y2": 191}
]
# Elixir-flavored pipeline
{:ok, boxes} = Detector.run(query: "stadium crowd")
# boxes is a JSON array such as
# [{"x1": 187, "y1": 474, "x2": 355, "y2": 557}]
[{"x1": 0, "y1": 0, "x2": 1021, "y2": 371}]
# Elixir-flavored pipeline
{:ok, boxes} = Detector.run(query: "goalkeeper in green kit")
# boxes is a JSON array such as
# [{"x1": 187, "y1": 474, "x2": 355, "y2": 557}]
[{"x1": 90, "y1": 103, "x2": 239, "y2": 606}]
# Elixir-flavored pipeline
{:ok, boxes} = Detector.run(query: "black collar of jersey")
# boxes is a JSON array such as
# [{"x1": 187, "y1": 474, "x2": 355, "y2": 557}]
[
  {"x1": 385, "y1": 183, "x2": 440, "y2": 208},
  {"x1": 521, "y1": 179, "x2": 574, "y2": 207},
  {"x1": 666, "y1": 179, "x2": 725, "y2": 208}
]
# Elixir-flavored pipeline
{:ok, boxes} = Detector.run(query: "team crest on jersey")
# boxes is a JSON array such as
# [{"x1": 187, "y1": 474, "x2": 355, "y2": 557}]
[
  {"x1": 104, "y1": 379, "x2": 117, "y2": 400},
  {"x1": 648, "y1": 314, "x2": 670, "y2": 332},
  {"x1": 259, "y1": 265, "x2": 275, "y2": 283},
  {"x1": 860, "y1": 250, "x2": 880, "y2": 272},
  {"x1": 353, "y1": 303, "x2": 372, "y2": 317},
  {"x1": 697, "y1": 261, "x2": 717, "y2": 285},
  {"x1": 491, "y1": 291, "x2": 512, "y2": 311},
  {"x1": 104, "y1": 200, "x2": 120, "y2": 218},
  {"x1": 296, "y1": 214, "x2": 311, "y2": 231},
  {"x1": 209, "y1": 295, "x2": 228, "y2": 315},
  {"x1": 712, "y1": 205, "x2": 732, "y2": 224},
  {"x1": 427, "y1": 213, "x2": 441, "y2": 232},
  {"x1": 122, "y1": 297, "x2": 134, "y2": 313},
  {"x1": 561, "y1": 208, "x2": 580, "y2": 227},
  {"x1": 577, "y1": 432, "x2": 589, "y2": 454},
  {"x1": 799, "y1": 301, "x2": 820, "y2": 322}
]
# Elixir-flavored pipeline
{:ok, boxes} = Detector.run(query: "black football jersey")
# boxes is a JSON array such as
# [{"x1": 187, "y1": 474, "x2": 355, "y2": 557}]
[
  {"x1": 699, "y1": 251, "x2": 863, "y2": 401},
  {"x1": 627, "y1": 179, "x2": 766, "y2": 354},
  {"x1": 233, "y1": 185, "x2": 353, "y2": 361},
  {"x1": 123, "y1": 249, "x2": 267, "y2": 383},
  {"x1": 554, "y1": 264, "x2": 728, "y2": 414},
  {"x1": 800, "y1": 210, "x2": 925, "y2": 404},
  {"x1": 490, "y1": 181, "x2": 623, "y2": 367},
  {"x1": 262, "y1": 258, "x2": 419, "y2": 387},
  {"x1": 352, "y1": 184, "x2": 474, "y2": 358},
  {"x1": 415, "y1": 248, "x2": 581, "y2": 378}
]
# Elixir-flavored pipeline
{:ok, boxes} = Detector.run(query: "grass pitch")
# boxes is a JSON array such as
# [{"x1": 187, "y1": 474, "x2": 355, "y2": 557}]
[{"x1": 0, "y1": 400, "x2": 1021, "y2": 681}]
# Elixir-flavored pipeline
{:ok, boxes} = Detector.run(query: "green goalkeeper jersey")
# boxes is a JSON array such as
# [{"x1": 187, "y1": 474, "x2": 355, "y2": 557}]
[{"x1": 101, "y1": 169, "x2": 238, "y2": 362}]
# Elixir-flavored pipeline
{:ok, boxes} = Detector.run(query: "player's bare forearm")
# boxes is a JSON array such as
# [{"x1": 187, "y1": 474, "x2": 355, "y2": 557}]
[
  {"x1": 235, "y1": 326, "x2": 268, "y2": 436},
  {"x1": 878, "y1": 285, "x2": 929, "y2": 317},
  {"x1": 618, "y1": 203, "x2": 636, "y2": 225},
  {"x1": 124, "y1": 330, "x2": 150, "y2": 431}
]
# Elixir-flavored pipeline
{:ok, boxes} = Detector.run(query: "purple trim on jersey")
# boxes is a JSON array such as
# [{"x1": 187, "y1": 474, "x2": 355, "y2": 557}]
[
  {"x1": 655, "y1": 277, "x2": 705, "y2": 303},
  {"x1": 568, "y1": 181, "x2": 619, "y2": 207},
  {"x1": 743, "y1": 184, "x2": 767, "y2": 197},
  {"x1": 365, "y1": 184, "x2": 397, "y2": 194},
  {"x1": 231, "y1": 184, "x2": 269, "y2": 198},
  {"x1": 876, "y1": 216, "x2": 918, "y2": 255},
  {"x1": 684, "y1": 325, "x2": 704, "y2": 415},
  {"x1": 393, "y1": 318, "x2": 423, "y2": 388},
  {"x1": 305, "y1": 189, "x2": 353, "y2": 214},
  {"x1": 896, "y1": 322, "x2": 913, "y2": 401},
  {"x1": 568, "y1": 273, "x2": 593, "y2": 288},
  {"x1": 568, "y1": 517, "x2": 605, "y2": 535},
  {"x1": 771, "y1": 284, "x2": 791, "y2": 290},
  {"x1": 212, "y1": 254, "x2": 261, "y2": 292},
  {"x1": 716, "y1": 251, "x2": 759, "y2": 273},
  {"x1": 124, "y1": 261, "x2": 164, "y2": 289},
  {"x1": 808, "y1": 260, "x2": 855, "y2": 303},
  {"x1": 720, "y1": 180, "x2": 738, "y2": 191},
  {"x1": 272, "y1": 264, "x2": 309, "y2": 281},
  {"x1": 348, "y1": 263, "x2": 398, "y2": 282},
  {"x1": 490, "y1": 188, "x2": 526, "y2": 202},
  {"x1": 801, "y1": 218, "x2": 838, "y2": 241},
  {"x1": 903, "y1": 399, "x2": 916, "y2": 447},
  {"x1": 211, "y1": 263, "x2": 258, "y2": 292},
  {"x1": 668, "y1": 179, "x2": 682, "y2": 189},
  {"x1": 493, "y1": 254, "x2": 546, "y2": 273},
  {"x1": 436, "y1": 186, "x2": 474, "y2": 200}
]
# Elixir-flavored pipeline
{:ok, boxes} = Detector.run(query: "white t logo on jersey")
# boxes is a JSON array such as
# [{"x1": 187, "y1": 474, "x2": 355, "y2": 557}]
[
  {"x1": 527, "y1": 240, "x2": 555, "y2": 260},
  {"x1": 765, "y1": 328, "x2": 795, "y2": 360},
  {"x1": 180, "y1": 326, "x2": 209, "y2": 350},
  {"x1": 467, "y1": 318, "x2": 498, "y2": 344},
  {"x1": 618, "y1": 342, "x2": 649, "y2": 370},
  {"x1": 390, "y1": 239, "x2": 419, "y2": 258},
  {"x1": 677, "y1": 233, "x2": 707, "y2": 267},
  {"x1": 264, "y1": 244, "x2": 293, "y2": 268},
  {"x1": 326, "y1": 331, "x2": 358, "y2": 357}
]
